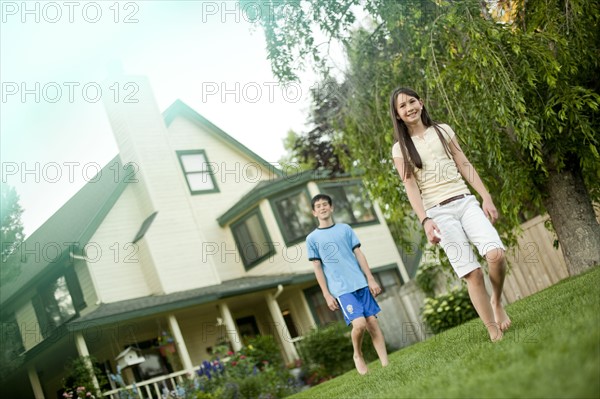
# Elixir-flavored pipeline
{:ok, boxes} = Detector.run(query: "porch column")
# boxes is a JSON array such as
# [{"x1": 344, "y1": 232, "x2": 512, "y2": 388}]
[
  {"x1": 167, "y1": 314, "x2": 194, "y2": 371},
  {"x1": 265, "y1": 291, "x2": 299, "y2": 363},
  {"x1": 74, "y1": 332, "x2": 100, "y2": 392},
  {"x1": 27, "y1": 365, "x2": 45, "y2": 399},
  {"x1": 298, "y1": 291, "x2": 317, "y2": 330},
  {"x1": 218, "y1": 303, "x2": 242, "y2": 351}
]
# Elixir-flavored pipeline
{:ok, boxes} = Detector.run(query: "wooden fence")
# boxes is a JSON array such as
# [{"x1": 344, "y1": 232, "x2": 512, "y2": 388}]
[
  {"x1": 378, "y1": 214, "x2": 569, "y2": 349},
  {"x1": 501, "y1": 215, "x2": 569, "y2": 303},
  {"x1": 377, "y1": 281, "x2": 427, "y2": 349}
]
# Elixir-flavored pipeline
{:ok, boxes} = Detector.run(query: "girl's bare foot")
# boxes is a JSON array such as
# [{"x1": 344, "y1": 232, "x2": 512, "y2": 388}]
[
  {"x1": 487, "y1": 322, "x2": 503, "y2": 342},
  {"x1": 492, "y1": 302, "x2": 512, "y2": 331}
]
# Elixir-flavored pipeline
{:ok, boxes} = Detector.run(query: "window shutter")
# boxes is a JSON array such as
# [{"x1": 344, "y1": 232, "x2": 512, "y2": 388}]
[{"x1": 64, "y1": 266, "x2": 87, "y2": 312}]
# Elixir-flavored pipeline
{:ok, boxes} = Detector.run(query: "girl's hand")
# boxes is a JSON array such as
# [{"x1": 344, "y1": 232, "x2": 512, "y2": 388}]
[
  {"x1": 482, "y1": 198, "x2": 499, "y2": 224},
  {"x1": 424, "y1": 219, "x2": 442, "y2": 245}
]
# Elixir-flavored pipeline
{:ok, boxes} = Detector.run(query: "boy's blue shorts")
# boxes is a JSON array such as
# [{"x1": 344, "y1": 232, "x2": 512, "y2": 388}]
[{"x1": 337, "y1": 286, "x2": 381, "y2": 326}]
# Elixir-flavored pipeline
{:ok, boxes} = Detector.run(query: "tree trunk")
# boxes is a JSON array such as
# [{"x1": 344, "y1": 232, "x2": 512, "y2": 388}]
[{"x1": 542, "y1": 166, "x2": 600, "y2": 276}]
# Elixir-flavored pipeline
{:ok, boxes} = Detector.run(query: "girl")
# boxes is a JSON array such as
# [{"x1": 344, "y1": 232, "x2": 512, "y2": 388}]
[{"x1": 390, "y1": 87, "x2": 510, "y2": 341}]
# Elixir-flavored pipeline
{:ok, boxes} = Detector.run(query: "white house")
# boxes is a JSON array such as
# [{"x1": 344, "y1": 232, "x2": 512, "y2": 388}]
[{"x1": 0, "y1": 75, "x2": 412, "y2": 398}]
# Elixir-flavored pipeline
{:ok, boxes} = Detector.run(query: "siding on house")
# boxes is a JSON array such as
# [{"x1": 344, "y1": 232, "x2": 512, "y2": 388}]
[
  {"x1": 86, "y1": 185, "x2": 156, "y2": 303},
  {"x1": 240, "y1": 193, "x2": 409, "y2": 282},
  {"x1": 176, "y1": 306, "x2": 226, "y2": 364},
  {"x1": 135, "y1": 238, "x2": 163, "y2": 297},
  {"x1": 74, "y1": 259, "x2": 99, "y2": 317},
  {"x1": 103, "y1": 77, "x2": 222, "y2": 295},
  {"x1": 15, "y1": 302, "x2": 41, "y2": 351},
  {"x1": 166, "y1": 116, "x2": 281, "y2": 282}
]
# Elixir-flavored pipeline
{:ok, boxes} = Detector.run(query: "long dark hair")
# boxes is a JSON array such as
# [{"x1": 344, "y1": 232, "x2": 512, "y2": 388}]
[{"x1": 389, "y1": 87, "x2": 453, "y2": 179}]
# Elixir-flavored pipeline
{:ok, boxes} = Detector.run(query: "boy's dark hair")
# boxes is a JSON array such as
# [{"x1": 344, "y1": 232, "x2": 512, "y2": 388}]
[{"x1": 311, "y1": 194, "x2": 332, "y2": 209}]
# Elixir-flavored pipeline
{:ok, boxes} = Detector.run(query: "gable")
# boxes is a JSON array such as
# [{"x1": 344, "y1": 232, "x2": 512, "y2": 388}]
[
  {"x1": 0, "y1": 157, "x2": 130, "y2": 308},
  {"x1": 163, "y1": 99, "x2": 283, "y2": 178}
]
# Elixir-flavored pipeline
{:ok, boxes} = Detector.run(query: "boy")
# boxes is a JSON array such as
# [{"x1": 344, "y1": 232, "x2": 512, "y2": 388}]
[{"x1": 305, "y1": 194, "x2": 389, "y2": 375}]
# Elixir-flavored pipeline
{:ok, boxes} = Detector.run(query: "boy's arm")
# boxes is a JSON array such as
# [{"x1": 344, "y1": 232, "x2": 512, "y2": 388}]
[
  {"x1": 312, "y1": 259, "x2": 339, "y2": 311},
  {"x1": 353, "y1": 247, "x2": 382, "y2": 297}
]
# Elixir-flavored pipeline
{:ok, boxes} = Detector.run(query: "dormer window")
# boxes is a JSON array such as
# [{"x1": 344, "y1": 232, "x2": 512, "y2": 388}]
[
  {"x1": 231, "y1": 208, "x2": 275, "y2": 270},
  {"x1": 176, "y1": 150, "x2": 220, "y2": 194},
  {"x1": 32, "y1": 268, "x2": 85, "y2": 338},
  {"x1": 317, "y1": 181, "x2": 378, "y2": 226},
  {"x1": 270, "y1": 188, "x2": 316, "y2": 246}
]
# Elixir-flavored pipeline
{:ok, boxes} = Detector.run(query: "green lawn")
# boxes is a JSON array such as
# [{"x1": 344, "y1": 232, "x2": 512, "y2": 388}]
[{"x1": 291, "y1": 266, "x2": 600, "y2": 398}]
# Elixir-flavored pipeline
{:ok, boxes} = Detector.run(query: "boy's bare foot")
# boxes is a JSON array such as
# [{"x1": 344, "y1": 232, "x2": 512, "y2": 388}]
[
  {"x1": 353, "y1": 354, "x2": 368, "y2": 375},
  {"x1": 486, "y1": 322, "x2": 503, "y2": 342},
  {"x1": 492, "y1": 302, "x2": 512, "y2": 331}
]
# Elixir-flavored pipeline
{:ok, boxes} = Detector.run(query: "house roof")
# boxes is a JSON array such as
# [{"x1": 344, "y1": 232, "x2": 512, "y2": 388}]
[
  {"x1": 162, "y1": 99, "x2": 284, "y2": 178},
  {"x1": 0, "y1": 156, "x2": 130, "y2": 309},
  {"x1": 217, "y1": 169, "x2": 356, "y2": 226},
  {"x1": 67, "y1": 273, "x2": 316, "y2": 331},
  {"x1": 1, "y1": 100, "x2": 286, "y2": 309}
]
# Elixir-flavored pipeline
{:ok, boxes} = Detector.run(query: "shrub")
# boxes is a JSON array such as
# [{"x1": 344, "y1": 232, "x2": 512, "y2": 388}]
[
  {"x1": 194, "y1": 336, "x2": 297, "y2": 399},
  {"x1": 62, "y1": 356, "x2": 108, "y2": 398},
  {"x1": 415, "y1": 261, "x2": 439, "y2": 297},
  {"x1": 422, "y1": 286, "x2": 478, "y2": 334},
  {"x1": 221, "y1": 365, "x2": 295, "y2": 399},
  {"x1": 241, "y1": 335, "x2": 285, "y2": 369},
  {"x1": 415, "y1": 247, "x2": 456, "y2": 298},
  {"x1": 298, "y1": 321, "x2": 377, "y2": 381}
]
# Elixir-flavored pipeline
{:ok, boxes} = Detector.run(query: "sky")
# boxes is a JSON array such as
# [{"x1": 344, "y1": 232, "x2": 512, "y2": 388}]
[{"x1": 1, "y1": 1, "x2": 346, "y2": 236}]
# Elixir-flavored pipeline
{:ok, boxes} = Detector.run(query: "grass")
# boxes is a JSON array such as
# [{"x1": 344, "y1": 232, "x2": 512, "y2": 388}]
[{"x1": 291, "y1": 266, "x2": 600, "y2": 398}]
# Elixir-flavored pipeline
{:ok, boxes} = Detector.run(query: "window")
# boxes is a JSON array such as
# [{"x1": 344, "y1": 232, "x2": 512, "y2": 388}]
[
  {"x1": 34, "y1": 275, "x2": 76, "y2": 336},
  {"x1": 373, "y1": 267, "x2": 404, "y2": 294},
  {"x1": 33, "y1": 268, "x2": 86, "y2": 337},
  {"x1": 317, "y1": 181, "x2": 377, "y2": 226},
  {"x1": 231, "y1": 209, "x2": 275, "y2": 270},
  {"x1": 303, "y1": 285, "x2": 343, "y2": 327},
  {"x1": 282, "y1": 309, "x2": 300, "y2": 338},
  {"x1": 236, "y1": 316, "x2": 260, "y2": 344},
  {"x1": 176, "y1": 150, "x2": 219, "y2": 194},
  {"x1": 270, "y1": 189, "x2": 316, "y2": 245}
]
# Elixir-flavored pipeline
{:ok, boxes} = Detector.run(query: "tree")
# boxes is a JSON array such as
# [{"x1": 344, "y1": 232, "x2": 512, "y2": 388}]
[
  {"x1": 0, "y1": 185, "x2": 26, "y2": 380},
  {"x1": 282, "y1": 76, "x2": 350, "y2": 174},
  {"x1": 1, "y1": 184, "x2": 25, "y2": 284},
  {"x1": 258, "y1": 0, "x2": 600, "y2": 275}
]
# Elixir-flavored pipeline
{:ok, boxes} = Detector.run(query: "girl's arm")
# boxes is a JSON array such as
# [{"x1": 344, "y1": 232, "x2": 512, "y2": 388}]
[
  {"x1": 393, "y1": 157, "x2": 441, "y2": 244},
  {"x1": 449, "y1": 136, "x2": 499, "y2": 223}
]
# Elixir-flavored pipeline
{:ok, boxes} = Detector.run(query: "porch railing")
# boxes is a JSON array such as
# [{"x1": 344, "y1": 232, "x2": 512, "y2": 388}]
[{"x1": 102, "y1": 366, "x2": 200, "y2": 399}]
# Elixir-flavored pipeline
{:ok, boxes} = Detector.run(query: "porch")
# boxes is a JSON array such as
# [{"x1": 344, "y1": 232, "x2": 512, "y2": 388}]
[{"x1": 21, "y1": 278, "x2": 318, "y2": 399}]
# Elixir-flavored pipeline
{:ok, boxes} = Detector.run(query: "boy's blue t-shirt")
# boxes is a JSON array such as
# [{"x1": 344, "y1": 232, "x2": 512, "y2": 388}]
[{"x1": 305, "y1": 223, "x2": 367, "y2": 297}]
